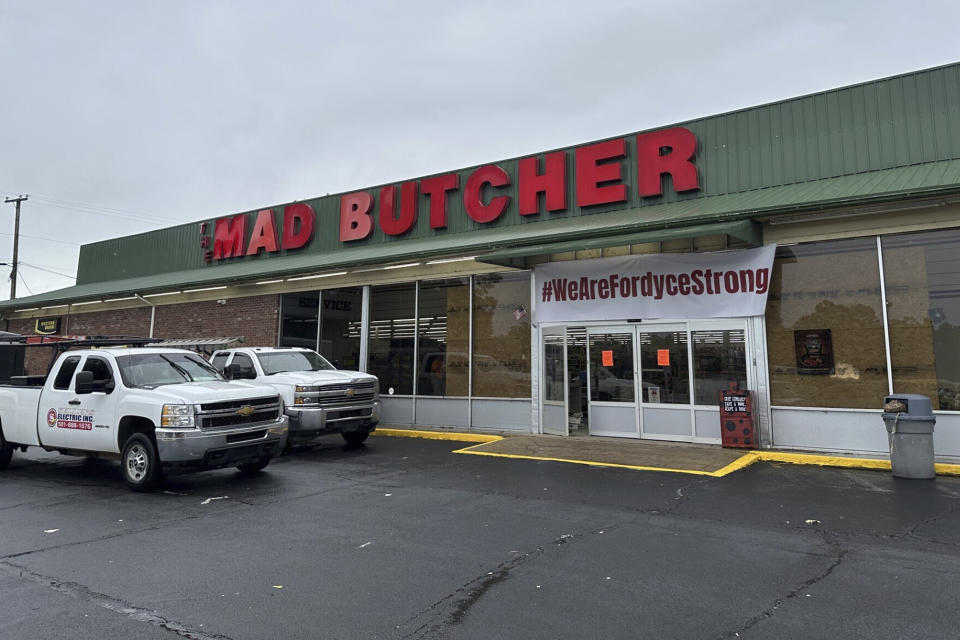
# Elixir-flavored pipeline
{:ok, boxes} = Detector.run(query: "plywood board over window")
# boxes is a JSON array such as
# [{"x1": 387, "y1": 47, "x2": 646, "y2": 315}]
[
  {"x1": 766, "y1": 238, "x2": 888, "y2": 409},
  {"x1": 882, "y1": 229, "x2": 960, "y2": 410},
  {"x1": 472, "y1": 272, "x2": 531, "y2": 398}
]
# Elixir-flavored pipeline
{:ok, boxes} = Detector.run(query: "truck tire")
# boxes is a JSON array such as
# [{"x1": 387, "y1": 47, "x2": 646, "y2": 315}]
[
  {"x1": 342, "y1": 431, "x2": 369, "y2": 446},
  {"x1": 121, "y1": 433, "x2": 162, "y2": 492},
  {"x1": 0, "y1": 432, "x2": 13, "y2": 470},
  {"x1": 236, "y1": 457, "x2": 271, "y2": 474}
]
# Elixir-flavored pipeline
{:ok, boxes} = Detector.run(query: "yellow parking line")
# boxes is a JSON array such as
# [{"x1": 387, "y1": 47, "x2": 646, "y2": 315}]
[
  {"x1": 710, "y1": 452, "x2": 762, "y2": 477},
  {"x1": 374, "y1": 429, "x2": 960, "y2": 477},
  {"x1": 453, "y1": 446, "x2": 720, "y2": 476}
]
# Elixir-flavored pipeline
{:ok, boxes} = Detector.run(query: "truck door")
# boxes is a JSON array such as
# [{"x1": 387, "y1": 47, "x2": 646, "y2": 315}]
[{"x1": 41, "y1": 355, "x2": 120, "y2": 453}]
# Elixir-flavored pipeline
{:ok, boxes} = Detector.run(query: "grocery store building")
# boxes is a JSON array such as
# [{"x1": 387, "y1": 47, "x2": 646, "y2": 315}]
[{"x1": 4, "y1": 63, "x2": 960, "y2": 461}]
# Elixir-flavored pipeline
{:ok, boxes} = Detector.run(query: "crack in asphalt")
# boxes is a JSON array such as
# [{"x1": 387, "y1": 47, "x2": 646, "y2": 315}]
[
  {"x1": 713, "y1": 529, "x2": 847, "y2": 640},
  {"x1": 0, "y1": 561, "x2": 234, "y2": 640},
  {"x1": 0, "y1": 513, "x2": 207, "y2": 561},
  {"x1": 398, "y1": 524, "x2": 624, "y2": 640},
  {"x1": 894, "y1": 500, "x2": 960, "y2": 540}
]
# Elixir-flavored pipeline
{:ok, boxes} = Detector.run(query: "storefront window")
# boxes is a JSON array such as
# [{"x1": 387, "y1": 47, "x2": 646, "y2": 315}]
[
  {"x1": 589, "y1": 332, "x2": 635, "y2": 402},
  {"x1": 368, "y1": 283, "x2": 415, "y2": 395},
  {"x1": 417, "y1": 278, "x2": 469, "y2": 396},
  {"x1": 692, "y1": 329, "x2": 746, "y2": 405},
  {"x1": 639, "y1": 330, "x2": 690, "y2": 404},
  {"x1": 320, "y1": 287, "x2": 362, "y2": 370},
  {"x1": 882, "y1": 229, "x2": 960, "y2": 410},
  {"x1": 472, "y1": 272, "x2": 531, "y2": 398},
  {"x1": 280, "y1": 292, "x2": 318, "y2": 348},
  {"x1": 766, "y1": 238, "x2": 887, "y2": 409}
]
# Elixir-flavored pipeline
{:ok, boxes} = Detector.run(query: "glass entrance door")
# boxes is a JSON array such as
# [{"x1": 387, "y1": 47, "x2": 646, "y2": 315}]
[
  {"x1": 541, "y1": 326, "x2": 568, "y2": 436},
  {"x1": 587, "y1": 328, "x2": 640, "y2": 437},
  {"x1": 542, "y1": 319, "x2": 752, "y2": 443},
  {"x1": 640, "y1": 319, "x2": 750, "y2": 443}
]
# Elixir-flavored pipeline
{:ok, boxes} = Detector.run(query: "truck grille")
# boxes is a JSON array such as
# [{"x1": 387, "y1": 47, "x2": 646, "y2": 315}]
[
  {"x1": 308, "y1": 381, "x2": 377, "y2": 408},
  {"x1": 197, "y1": 396, "x2": 282, "y2": 431}
]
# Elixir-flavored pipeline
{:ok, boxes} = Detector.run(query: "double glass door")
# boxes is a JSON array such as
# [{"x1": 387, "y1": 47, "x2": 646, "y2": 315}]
[{"x1": 541, "y1": 320, "x2": 751, "y2": 442}]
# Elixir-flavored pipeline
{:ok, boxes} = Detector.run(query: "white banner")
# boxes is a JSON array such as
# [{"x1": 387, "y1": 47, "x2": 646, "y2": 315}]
[{"x1": 533, "y1": 245, "x2": 776, "y2": 323}]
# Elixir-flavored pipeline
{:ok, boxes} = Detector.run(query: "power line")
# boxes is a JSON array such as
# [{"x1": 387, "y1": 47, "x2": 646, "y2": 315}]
[
  {"x1": 2, "y1": 189, "x2": 178, "y2": 222},
  {"x1": 27, "y1": 199, "x2": 181, "y2": 225},
  {"x1": 0, "y1": 231, "x2": 81, "y2": 247},
  {"x1": 19, "y1": 262, "x2": 76, "y2": 279},
  {"x1": 1, "y1": 188, "x2": 186, "y2": 224},
  {"x1": 17, "y1": 271, "x2": 33, "y2": 296}
]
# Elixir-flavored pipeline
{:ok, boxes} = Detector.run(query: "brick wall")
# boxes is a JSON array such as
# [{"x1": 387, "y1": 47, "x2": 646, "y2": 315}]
[
  {"x1": 5, "y1": 317, "x2": 51, "y2": 375},
  {"x1": 67, "y1": 307, "x2": 152, "y2": 337},
  {"x1": 5, "y1": 308, "x2": 154, "y2": 375},
  {"x1": 153, "y1": 295, "x2": 279, "y2": 346},
  {"x1": 2, "y1": 295, "x2": 278, "y2": 373}
]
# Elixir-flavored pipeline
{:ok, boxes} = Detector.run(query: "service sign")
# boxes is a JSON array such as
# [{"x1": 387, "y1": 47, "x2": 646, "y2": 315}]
[
  {"x1": 34, "y1": 317, "x2": 60, "y2": 335},
  {"x1": 534, "y1": 245, "x2": 776, "y2": 323}
]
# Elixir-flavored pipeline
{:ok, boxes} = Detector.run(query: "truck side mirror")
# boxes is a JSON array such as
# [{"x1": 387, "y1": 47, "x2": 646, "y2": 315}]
[
  {"x1": 224, "y1": 364, "x2": 240, "y2": 380},
  {"x1": 74, "y1": 371, "x2": 95, "y2": 394}
]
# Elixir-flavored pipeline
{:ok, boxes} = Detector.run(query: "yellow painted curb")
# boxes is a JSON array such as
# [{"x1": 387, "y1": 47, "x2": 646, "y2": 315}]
[
  {"x1": 374, "y1": 429, "x2": 960, "y2": 477},
  {"x1": 374, "y1": 428, "x2": 502, "y2": 444},
  {"x1": 756, "y1": 451, "x2": 960, "y2": 477}
]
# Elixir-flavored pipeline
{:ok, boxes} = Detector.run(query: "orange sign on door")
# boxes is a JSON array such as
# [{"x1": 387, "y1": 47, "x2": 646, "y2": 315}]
[
  {"x1": 657, "y1": 349, "x2": 670, "y2": 366},
  {"x1": 601, "y1": 350, "x2": 614, "y2": 367}
]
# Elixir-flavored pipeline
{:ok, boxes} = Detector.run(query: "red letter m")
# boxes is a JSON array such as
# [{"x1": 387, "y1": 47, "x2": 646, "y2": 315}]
[{"x1": 213, "y1": 214, "x2": 246, "y2": 259}]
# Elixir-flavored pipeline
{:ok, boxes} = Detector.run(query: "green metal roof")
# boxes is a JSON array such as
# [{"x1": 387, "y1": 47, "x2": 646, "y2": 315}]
[
  {"x1": 5, "y1": 157, "x2": 960, "y2": 312},
  {"x1": 68, "y1": 62, "x2": 960, "y2": 288}
]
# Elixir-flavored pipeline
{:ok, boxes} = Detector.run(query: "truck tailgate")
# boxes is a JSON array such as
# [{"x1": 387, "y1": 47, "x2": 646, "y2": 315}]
[{"x1": 0, "y1": 386, "x2": 43, "y2": 446}]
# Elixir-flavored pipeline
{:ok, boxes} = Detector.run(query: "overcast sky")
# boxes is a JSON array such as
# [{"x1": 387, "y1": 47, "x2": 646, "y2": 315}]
[{"x1": 1, "y1": 0, "x2": 958, "y2": 300}]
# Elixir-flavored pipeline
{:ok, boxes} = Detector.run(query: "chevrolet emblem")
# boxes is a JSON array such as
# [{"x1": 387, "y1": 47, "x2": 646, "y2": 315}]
[
  {"x1": 345, "y1": 388, "x2": 356, "y2": 398},
  {"x1": 237, "y1": 405, "x2": 256, "y2": 417}
]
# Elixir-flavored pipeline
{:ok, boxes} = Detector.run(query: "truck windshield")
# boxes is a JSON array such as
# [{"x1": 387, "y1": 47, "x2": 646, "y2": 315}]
[
  {"x1": 116, "y1": 353, "x2": 225, "y2": 388},
  {"x1": 256, "y1": 351, "x2": 336, "y2": 375}
]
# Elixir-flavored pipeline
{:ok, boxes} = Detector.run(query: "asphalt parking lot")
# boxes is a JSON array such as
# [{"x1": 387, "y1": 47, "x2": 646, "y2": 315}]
[{"x1": 2, "y1": 435, "x2": 960, "y2": 640}]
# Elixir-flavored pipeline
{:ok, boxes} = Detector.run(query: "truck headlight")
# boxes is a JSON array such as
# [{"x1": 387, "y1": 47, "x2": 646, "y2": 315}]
[
  {"x1": 161, "y1": 404, "x2": 195, "y2": 428},
  {"x1": 294, "y1": 385, "x2": 319, "y2": 406}
]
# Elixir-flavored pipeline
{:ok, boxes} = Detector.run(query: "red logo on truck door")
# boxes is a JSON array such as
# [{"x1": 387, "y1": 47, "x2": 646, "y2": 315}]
[{"x1": 48, "y1": 408, "x2": 94, "y2": 430}]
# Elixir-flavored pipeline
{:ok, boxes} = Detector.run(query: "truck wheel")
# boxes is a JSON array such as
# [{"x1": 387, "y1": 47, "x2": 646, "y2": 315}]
[
  {"x1": 0, "y1": 434, "x2": 13, "y2": 470},
  {"x1": 342, "y1": 431, "x2": 369, "y2": 446},
  {"x1": 121, "y1": 433, "x2": 161, "y2": 492},
  {"x1": 236, "y1": 457, "x2": 271, "y2": 474}
]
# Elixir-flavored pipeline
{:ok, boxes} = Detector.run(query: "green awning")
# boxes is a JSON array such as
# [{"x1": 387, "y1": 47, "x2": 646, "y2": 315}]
[{"x1": 476, "y1": 220, "x2": 762, "y2": 268}]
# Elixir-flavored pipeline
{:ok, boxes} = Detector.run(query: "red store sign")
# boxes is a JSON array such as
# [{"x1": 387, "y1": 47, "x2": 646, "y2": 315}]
[{"x1": 204, "y1": 127, "x2": 699, "y2": 262}]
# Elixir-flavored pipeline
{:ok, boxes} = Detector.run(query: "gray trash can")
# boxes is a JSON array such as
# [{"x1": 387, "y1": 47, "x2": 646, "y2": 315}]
[{"x1": 882, "y1": 394, "x2": 936, "y2": 479}]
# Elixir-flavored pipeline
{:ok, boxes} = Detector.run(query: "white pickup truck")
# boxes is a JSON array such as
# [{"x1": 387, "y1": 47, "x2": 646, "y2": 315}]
[
  {"x1": 0, "y1": 345, "x2": 289, "y2": 491},
  {"x1": 210, "y1": 347, "x2": 380, "y2": 447}
]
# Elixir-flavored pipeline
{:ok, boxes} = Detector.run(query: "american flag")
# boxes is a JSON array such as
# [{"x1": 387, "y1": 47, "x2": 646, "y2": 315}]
[{"x1": 513, "y1": 304, "x2": 526, "y2": 321}]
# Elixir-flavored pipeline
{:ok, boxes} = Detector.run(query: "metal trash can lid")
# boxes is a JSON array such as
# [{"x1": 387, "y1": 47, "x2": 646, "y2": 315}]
[{"x1": 883, "y1": 394, "x2": 934, "y2": 418}]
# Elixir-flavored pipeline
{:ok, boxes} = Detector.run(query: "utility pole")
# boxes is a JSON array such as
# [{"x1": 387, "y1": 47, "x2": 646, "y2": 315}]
[{"x1": 4, "y1": 195, "x2": 27, "y2": 300}]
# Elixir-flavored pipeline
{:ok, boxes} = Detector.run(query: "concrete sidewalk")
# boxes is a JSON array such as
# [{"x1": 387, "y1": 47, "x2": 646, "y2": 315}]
[{"x1": 375, "y1": 427, "x2": 960, "y2": 477}]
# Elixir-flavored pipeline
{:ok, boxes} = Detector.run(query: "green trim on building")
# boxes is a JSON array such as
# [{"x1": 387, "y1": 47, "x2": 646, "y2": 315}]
[{"x1": 4, "y1": 157, "x2": 960, "y2": 311}]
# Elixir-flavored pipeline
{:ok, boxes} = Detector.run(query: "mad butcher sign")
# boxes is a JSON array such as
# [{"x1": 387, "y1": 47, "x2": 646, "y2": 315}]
[
  {"x1": 202, "y1": 127, "x2": 700, "y2": 262},
  {"x1": 533, "y1": 245, "x2": 777, "y2": 323}
]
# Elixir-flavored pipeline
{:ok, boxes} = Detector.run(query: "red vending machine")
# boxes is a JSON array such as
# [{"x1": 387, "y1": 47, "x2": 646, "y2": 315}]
[{"x1": 719, "y1": 385, "x2": 757, "y2": 449}]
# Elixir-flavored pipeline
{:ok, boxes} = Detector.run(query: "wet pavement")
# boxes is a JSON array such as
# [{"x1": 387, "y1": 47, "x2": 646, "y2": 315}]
[{"x1": 1, "y1": 435, "x2": 959, "y2": 639}]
